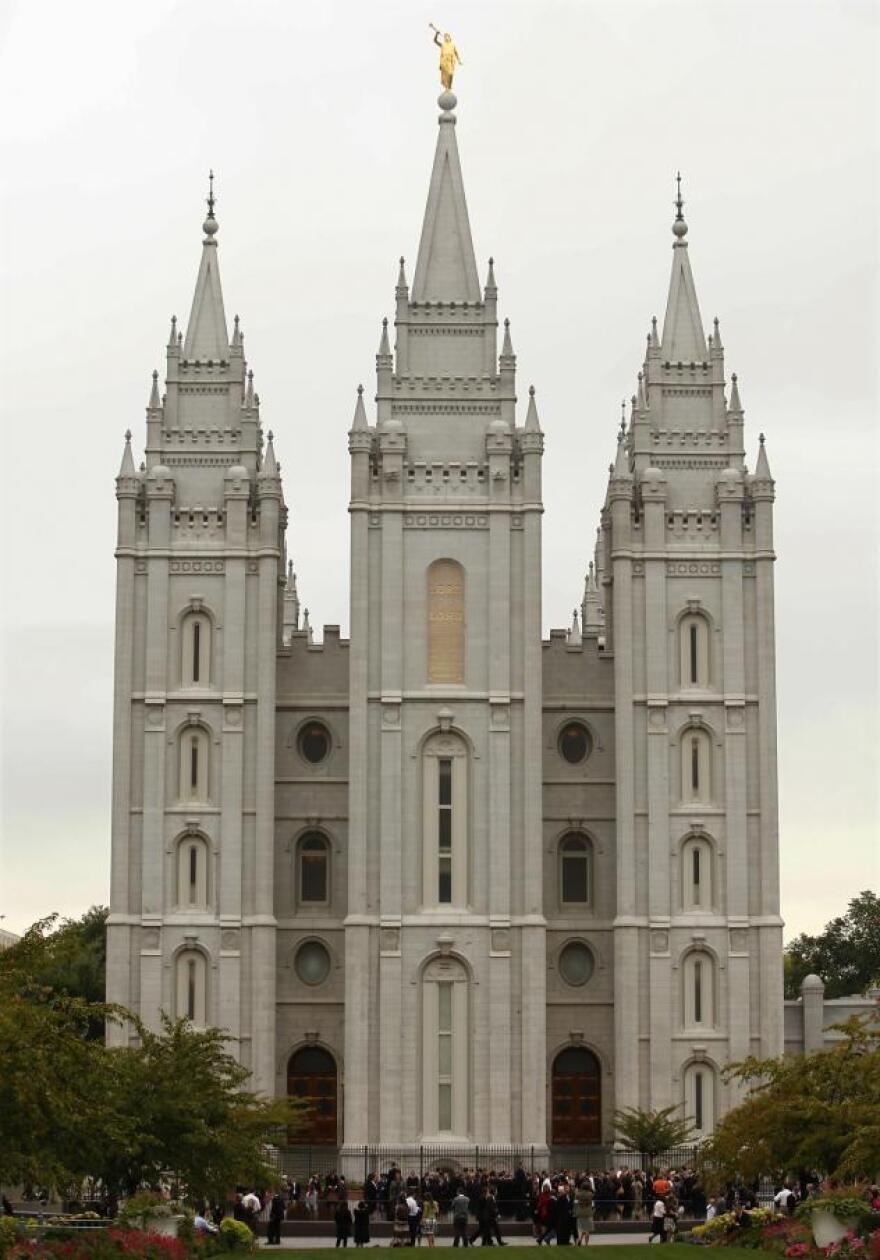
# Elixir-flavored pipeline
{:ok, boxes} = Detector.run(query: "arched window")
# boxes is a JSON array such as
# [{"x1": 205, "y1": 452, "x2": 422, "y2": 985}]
[
  {"x1": 680, "y1": 614, "x2": 710, "y2": 689},
  {"x1": 297, "y1": 832, "x2": 330, "y2": 906},
  {"x1": 181, "y1": 612, "x2": 211, "y2": 687},
  {"x1": 682, "y1": 835, "x2": 714, "y2": 911},
  {"x1": 559, "y1": 834, "x2": 592, "y2": 906},
  {"x1": 427, "y1": 559, "x2": 465, "y2": 684},
  {"x1": 681, "y1": 727, "x2": 712, "y2": 804},
  {"x1": 683, "y1": 1061, "x2": 716, "y2": 1136},
  {"x1": 422, "y1": 956, "x2": 469, "y2": 1137},
  {"x1": 179, "y1": 726, "x2": 210, "y2": 802},
  {"x1": 683, "y1": 951, "x2": 716, "y2": 1029},
  {"x1": 176, "y1": 949, "x2": 208, "y2": 1026},
  {"x1": 422, "y1": 732, "x2": 468, "y2": 908},
  {"x1": 176, "y1": 834, "x2": 210, "y2": 909}
]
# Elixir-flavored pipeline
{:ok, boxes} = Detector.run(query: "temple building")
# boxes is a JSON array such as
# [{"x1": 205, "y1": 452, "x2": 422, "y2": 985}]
[{"x1": 107, "y1": 89, "x2": 790, "y2": 1166}]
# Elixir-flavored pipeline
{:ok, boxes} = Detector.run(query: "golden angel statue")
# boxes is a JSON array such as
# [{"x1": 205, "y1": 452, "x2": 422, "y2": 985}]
[{"x1": 429, "y1": 24, "x2": 462, "y2": 90}]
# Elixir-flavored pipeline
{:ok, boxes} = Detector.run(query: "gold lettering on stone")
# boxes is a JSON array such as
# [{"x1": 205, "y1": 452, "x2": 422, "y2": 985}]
[{"x1": 427, "y1": 559, "x2": 465, "y2": 684}]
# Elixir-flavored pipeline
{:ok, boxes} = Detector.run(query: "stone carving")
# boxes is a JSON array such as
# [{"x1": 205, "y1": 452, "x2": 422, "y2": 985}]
[
  {"x1": 729, "y1": 928, "x2": 748, "y2": 951},
  {"x1": 221, "y1": 929, "x2": 240, "y2": 950},
  {"x1": 651, "y1": 930, "x2": 669, "y2": 952},
  {"x1": 491, "y1": 928, "x2": 510, "y2": 952},
  {"x1": 142, "y1": 928, "x2": 160, "y2": 949},
  {"x1": 380, "y1": 928, "x2": 400, "y2": 952}
]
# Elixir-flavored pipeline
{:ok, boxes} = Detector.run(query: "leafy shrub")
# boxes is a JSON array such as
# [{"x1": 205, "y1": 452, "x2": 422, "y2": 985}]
[
  {"x1": 0, "y1": 1218, "x2": 20, "y2": 1260},
  {"x1": 212, "y1": 1219, "x2": 255, "y2": 1253}
]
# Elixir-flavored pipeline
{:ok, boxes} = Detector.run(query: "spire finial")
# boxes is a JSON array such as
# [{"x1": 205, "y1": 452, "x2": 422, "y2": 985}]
[
  {"x1": 149, "y1": 369, "x2": 161, "y2": 409},
  {"x1": 759, "y1": 431, "x2": 765, "y2": 445},
  {"x1": 620, "y1": 399, "x2": 626, "y2": 433},
  {"x1": 203, "y1": 169, "x2": 218, "y2": 238},
  {"x1": 168, "y1": 315, "x2": 177, "y2": 347},
  {"x1": 672, "y1": 171, "x2": 688, "y2": 240}
]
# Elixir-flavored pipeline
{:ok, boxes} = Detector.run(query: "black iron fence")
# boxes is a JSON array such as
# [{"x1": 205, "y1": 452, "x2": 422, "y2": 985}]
[{"x1": 269, "y1": 1142, "x2": 708, "y2": 1185}]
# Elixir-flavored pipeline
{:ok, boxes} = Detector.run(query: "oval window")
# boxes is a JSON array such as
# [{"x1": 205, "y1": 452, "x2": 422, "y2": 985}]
[
  {"x1": 558, "y1": 722, "x2": 592, "y2": 765},
  {"x1": 295, "y1": 940, "x2": 331, "y2": 986},
  {"x1": 298, "y1": 721, "x2": 331, "y2": 765},
  {"x1": 559, "y1": 942, "x2": 594, "y2": 987}
]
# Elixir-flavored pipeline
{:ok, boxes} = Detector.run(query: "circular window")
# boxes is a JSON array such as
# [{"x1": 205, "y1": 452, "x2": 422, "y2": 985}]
[
  {"x1": 295, "y1": 940, "x2": 331, "y2": 986},
  {"x1": 559, "y1": 941, "x2": 594, "y2": 987},
  {"x1": 558, "y1": 721, "x2": 592, "y2": 765},
  {"x1": 298, "y1": 721, "x2": 331, "y2": 765}
]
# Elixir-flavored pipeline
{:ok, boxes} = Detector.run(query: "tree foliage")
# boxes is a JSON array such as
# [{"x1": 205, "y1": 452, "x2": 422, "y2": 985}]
[
  {"x1": 700, "y1": 1015, "x2": 880, "y2": 1186},
  {"x1": 613, "y1": 1104, "x2": 697, "y2": 1160},
  {"x1": 784, "y1": 891, "x2": 880, "y2": 1000},
  {"x1": 0, "y1": 916, "x2": 307, "y2": 1198}
]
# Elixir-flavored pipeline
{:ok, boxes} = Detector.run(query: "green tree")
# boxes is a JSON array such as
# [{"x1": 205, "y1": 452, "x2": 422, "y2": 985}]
[
  {"x1": 0, "y1": 918, "x2": 118, "y2": 1188},
  {"x1": 784, "y1": 891, "x2": 880, "y2": 999},
  {"x1": 1, "y1": 906, "x2": 108, "y2": 1037},
  {"x1": 0, "y1": 916, "x2": 307, "y2": 1199},
  {"x1": 700, "y1": 1015, "x2": 880, "y2": 1185},
  {"x1": 613, "y1": 1105, "x2": 697, "y2": 1162},
  {"x1": 99, "y1": 1013, "x2": 306, "y2": 1200}
]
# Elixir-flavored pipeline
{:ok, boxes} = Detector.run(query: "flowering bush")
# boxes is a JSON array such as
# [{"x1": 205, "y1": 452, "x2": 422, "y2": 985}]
[
  {"x1": 2, "y1": 1227, "x2": 189, "y2": 1260},
  {"x1": 690, "y1": 1206, "x2": 774, "y2": 1244}
]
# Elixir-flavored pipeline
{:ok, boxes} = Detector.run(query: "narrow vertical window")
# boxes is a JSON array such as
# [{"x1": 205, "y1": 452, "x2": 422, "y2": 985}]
[
  {"x1": 694, "y1": 1070, "x2": 704, "y2": 1130},
  {"x1": 691, "y1": 738, "x2": 700, "y2": 792},
  {"x1": 438, "y1": 759, "x2": 452, "y2": 904},
  {"x1": 192, "y1": 621, "x2": 201, "y2": 683},
  {"x1": 187, "y1": 959, "x2": 196, "y2": 1021},
  {"x1": 694, "y1": 959, "x2": 703, "y2": 1023},
  {"x1": 692, "y1": 847, "x2": 701, "y2": 905},
  {"x1": 189, "y1": 844, "x2": 198, "y2": 900},
  {"x1": 689, "y1": 623, "x2": 698, "y2": 685},
  {"x1": 437, "y1": 982, "x2": 453, "y2": 1132},
  {"x1": 190, "y1": 737, "x2": 199, "y2": 789}
]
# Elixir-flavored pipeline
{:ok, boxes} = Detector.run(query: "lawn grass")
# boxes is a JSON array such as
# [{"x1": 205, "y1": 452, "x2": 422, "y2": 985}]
[{"x1": 279, "y1": 1249, "x2": 759, "y2": 1258}]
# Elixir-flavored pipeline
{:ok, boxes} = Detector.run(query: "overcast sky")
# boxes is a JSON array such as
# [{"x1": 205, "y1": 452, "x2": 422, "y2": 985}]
[{"x1": 1, "y1": 0, "x2": 877, "y2": 940}]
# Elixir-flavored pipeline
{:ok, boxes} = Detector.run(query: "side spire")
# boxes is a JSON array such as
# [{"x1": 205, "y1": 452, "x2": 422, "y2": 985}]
[
  {"x1": 351, "y1": 383, "x2": 368, "y2": 431},
  {"x1": 118, "y1": 429, "x2": 136, "y2": 477},
  {"x1": 183, "y1": 170, "x2": 229, "y2": 360},
  {"x1": 411, "y1": 93, "x2": 480, "y2": 303},
  {"x1": 755, "y1": 432, "x2": 772, "y2": 480},
  {"x1": 660, "y1": 172, "x2": 707, "y2": 361},
  {"x1": 524, "y1": 384, "x2": 542, "y2": 433}
]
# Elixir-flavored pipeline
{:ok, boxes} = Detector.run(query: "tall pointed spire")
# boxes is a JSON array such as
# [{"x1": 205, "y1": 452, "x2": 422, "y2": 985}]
[
  {"x1": 148, "y1": 369, "x2": 161, "y2": 409},
  {"x1": 378, "y1": 318, "x2": 391, "y2": 356},
  {"x1": 411, "y1": 94, "x2": 480, "y2": 303},
  {"x1": 660, "y1": 173, "x2": 707, "y2": 361},
  {"x1": 183, "y1": 170, "x2": 229, "y2": 360}
]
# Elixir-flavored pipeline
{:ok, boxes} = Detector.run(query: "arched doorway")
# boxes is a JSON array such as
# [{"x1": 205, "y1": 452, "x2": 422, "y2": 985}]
[
  {"x1": 287, "y1": 1046, "x2": 338, "y2": 1144},
  {"x1": 551, "y1": 1046, "x2": 601, "y2": 1144}
]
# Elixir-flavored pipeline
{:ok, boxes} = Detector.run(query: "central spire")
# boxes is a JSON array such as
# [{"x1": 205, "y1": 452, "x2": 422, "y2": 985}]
[
  {"x1": 660, "y1": 172, "x2": 707, "y2": 362},
  {"x1": 183, "y1": 170, "x2": 229, "y2": 360},
  {"x1": 411, "y1": 93, "x2": 480, "y2": 304}
]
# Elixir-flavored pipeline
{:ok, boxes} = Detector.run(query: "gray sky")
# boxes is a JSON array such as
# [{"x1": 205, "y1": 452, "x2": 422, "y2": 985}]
[{"x1": 1, "y1": 0, "x2": 877, "y2": 939}]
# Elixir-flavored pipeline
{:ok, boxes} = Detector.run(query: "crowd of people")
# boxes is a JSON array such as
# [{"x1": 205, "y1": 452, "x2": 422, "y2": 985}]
[{"x1": 216, "y1": 1166, "x2": 872, "y2": 1247}]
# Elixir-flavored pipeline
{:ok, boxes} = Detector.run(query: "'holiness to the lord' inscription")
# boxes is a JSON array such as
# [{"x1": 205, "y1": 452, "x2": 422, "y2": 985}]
[{"x1": 427, "y1": 559, "x2": 465, "y2": 684}]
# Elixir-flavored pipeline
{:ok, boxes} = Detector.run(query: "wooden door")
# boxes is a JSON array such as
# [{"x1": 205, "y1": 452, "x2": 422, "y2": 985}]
[
  {"x1": 551, "y1": 1046, "x2": 601, "y2": 1144},
  {"x1": 287, "y1": 1047, "x2": 338, "y2": 1144}
]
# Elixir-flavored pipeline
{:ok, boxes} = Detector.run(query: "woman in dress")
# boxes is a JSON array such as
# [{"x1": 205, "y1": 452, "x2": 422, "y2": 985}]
[
  {"x1": 392, "y1": 1194, "x2": 410, "y2": 1247},
  {"x1": 421, "y1": 1193, "x2": 438, "y2": 1248}
]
